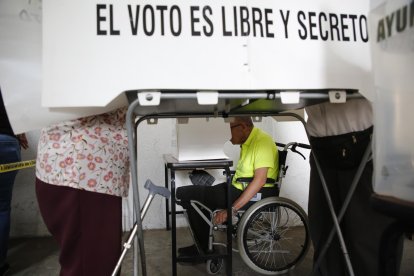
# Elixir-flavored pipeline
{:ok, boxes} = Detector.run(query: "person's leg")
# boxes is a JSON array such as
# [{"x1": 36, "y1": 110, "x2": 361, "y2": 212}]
[
  {"x1": 0, "y1": 135, "x2": 20, "y2": 268},
  {"x1": 176, "y1": 184, "x2": 225, "y2": 253},
  {"x1": 35, "y1": 179, "x2": 82, "y2": 275},
  {"x1": 176, "y1": 183, "x2": 241, "y2": 253},
  {"x1": 79, "y1": 189, "x2": 122, "y2": 276},
  {"x1": 308, "y1": 156, "x2": 346, "y2": 276},
  {"x1": 378, "y1": 221, "x2": 405, "y2": 276},
  {"x1": 342, "y1": 161, "x2": 403, "y2": 276},
  {"x1": 36, "y1": 178, "x2": 122, "y2": 276}
]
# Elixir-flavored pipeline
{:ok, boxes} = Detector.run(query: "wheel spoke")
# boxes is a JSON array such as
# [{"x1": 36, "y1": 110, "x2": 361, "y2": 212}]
[{"x1": 239, "y1": 200, "x2": 309, "y2": 273}]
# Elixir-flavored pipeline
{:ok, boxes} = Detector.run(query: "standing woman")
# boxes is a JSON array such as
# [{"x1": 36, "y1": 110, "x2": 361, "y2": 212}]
[
  {"x1": 0, "y1": 89, "x2": 28, "y2": 275},
  {"x1": 35, "y1": 107, "x2": 129, "y2": 276}
]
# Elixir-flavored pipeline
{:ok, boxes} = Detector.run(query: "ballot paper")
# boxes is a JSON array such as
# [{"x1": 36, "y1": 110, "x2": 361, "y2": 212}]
[{"x1": 175, "y1": 118, "x2": 230, "y2": 161}]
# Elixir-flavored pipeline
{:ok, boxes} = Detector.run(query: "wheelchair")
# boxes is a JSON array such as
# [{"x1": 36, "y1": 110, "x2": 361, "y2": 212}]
[{"x1": 187, "y1": 142, "x2": 311, "y2": 275}]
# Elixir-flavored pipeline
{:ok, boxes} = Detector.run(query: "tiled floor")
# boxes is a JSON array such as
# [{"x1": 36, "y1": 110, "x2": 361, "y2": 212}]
[{"x1": 5, "y1": 228, "x2": 414, "y2": 275}]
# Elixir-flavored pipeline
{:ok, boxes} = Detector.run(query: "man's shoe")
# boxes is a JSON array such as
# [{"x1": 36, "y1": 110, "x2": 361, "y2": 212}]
[
  {"x1": 178, "y1": 244, "x2": 199, "y2": 256},
  {"x1": 0, "y1": 263, "x2": 10, "y2": 276},
  {"x1": 177, "y1": 245, "x2": 204, "y2": 265}
]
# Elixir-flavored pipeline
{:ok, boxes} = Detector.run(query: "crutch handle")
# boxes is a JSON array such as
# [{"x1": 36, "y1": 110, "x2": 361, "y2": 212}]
[{"x1": 144, "y1": 179, "x2": 171, "y2": 199}]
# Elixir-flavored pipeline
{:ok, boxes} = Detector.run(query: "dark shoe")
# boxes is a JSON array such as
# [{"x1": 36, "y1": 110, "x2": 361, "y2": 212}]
[
  {"x1": 178, "y1": 244, "x2": 200, "y2": 256},
  {"x1": 177, "y1": 245, "x2": 204, "y2": 265},
  {"x1": 0, "y1": 263, "x2": 10, "y2": 276}
]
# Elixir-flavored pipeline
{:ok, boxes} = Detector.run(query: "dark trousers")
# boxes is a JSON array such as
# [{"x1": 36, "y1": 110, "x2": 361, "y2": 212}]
[
  {"x1": 308, "y1": 127, "x2": 403, "y2": 276},
  {"x1": 36, "y1": 178, "x2": 122, "y2": 276},
  {"x1": 176, "y1": 183, "x2": 277, "y2": 252},
  {"x1": 0, "y1": 134, "x2": 20, "y2": 264}
]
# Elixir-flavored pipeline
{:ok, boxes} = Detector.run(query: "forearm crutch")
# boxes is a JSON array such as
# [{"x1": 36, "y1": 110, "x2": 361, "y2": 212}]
[{"x1": 111, "y1": 179, "x2": 171, "y2": 276}]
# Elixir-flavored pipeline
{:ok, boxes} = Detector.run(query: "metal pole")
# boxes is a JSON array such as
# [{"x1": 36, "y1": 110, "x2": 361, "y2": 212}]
[{"x1": 126, "y1": 99, "x2": 147, "y2": 276}]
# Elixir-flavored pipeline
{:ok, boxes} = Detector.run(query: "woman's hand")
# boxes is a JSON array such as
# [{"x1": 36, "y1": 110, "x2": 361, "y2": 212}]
[{"x1": 17, "y1": 133, "x2": 29, "y2": 149}]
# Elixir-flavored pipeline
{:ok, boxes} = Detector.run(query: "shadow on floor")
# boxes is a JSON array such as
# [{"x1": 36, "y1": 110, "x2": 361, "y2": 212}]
[{"x1": 8, "y1": 237, "x2": 60, "y2": 275}]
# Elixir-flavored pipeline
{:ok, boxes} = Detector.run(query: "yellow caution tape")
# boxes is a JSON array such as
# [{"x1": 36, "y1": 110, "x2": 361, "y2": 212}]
[{"x1": 0, "y1": 159, "x2": 36, "y2": 173}]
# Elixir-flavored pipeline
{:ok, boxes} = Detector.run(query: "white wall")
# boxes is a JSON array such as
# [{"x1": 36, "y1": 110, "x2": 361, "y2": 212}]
[
  {"x1": 10, "y1": 116, "x2": 310, "y2": 236},
  {"x1": 272, "y1": 119, "x2": 311, "y2": 213}
]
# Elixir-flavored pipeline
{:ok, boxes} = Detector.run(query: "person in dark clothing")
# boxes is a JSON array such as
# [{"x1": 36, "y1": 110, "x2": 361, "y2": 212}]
[
  {"x1": 306, "y1": 99, "x2": 403, "y2": 276},
  {"x1": 0, "y1": 89, "x2": 28, "y2": 275}
]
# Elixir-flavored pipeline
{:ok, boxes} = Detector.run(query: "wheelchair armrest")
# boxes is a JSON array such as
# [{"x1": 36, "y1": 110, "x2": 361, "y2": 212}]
[
  {"x1": 236, "y1": 177, "x2": 276, "y2": 184},
  {"x1": 236, "y1": 177, "x2": 254, "y2": 183},
  {"x1": 223, "y1": 170, "x2": 236, "y2": 176}
]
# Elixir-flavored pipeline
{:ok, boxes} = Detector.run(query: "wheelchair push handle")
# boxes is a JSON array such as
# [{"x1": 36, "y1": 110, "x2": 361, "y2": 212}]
[
  {"x1": 144, "y1": 179, "x2": 171, "y2": 199},
  {"x1": 296, "y1": 143, "x2": 311, "y2": 149},
  {"x1": 276, "y1": 142, "x2": 311, "y2": 160}
]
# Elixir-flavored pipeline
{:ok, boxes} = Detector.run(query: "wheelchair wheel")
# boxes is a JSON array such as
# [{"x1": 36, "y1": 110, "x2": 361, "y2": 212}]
[
  {"x1": 237, "y1": 197, "x2": 310, "y2": 275},
  {"x1": 206, "y1": 258, "x2": 224, "y2": 275}
]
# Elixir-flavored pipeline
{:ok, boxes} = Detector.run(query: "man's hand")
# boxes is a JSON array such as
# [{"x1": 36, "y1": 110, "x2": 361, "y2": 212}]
[{"x1": 213, "y1": 209, "x2": 229, "y2": 225}]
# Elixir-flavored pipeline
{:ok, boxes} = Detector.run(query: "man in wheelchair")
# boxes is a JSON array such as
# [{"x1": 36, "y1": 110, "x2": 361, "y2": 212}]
[{"x1": 176, "y1": 116, "x2": 279, "y2": 261}]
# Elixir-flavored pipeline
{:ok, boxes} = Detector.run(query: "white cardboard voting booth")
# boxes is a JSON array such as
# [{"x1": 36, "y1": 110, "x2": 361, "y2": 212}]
[
  {"x1": 1, "y1": 0, "x2": 375, "y2": 134},
  {"x1": 41, "y1": 0, "x2": 373, "y2": 107},
  {"x1": 370, "y1": 0, "x2": 414, "y2": 204},
  {"x1": 175, "y1": 118, "x2": 230, "y2": 161}
]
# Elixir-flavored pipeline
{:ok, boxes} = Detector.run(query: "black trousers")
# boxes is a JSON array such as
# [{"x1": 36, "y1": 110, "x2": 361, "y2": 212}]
[
  {"x1": 308, "y1": 127, "x2": 403, "y2": 276},
  {"x1": 176, "y1": 183, "x2": 277, "y2": 252}
]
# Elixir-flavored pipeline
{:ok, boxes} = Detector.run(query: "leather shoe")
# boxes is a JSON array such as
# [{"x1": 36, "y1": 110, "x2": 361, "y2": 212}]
[
  {"x1": 177, "y1": 245, "x2": 204, "y2": 265},
  {"x1": 178, "y1": 244, "x2": 200, "y2": 256}
]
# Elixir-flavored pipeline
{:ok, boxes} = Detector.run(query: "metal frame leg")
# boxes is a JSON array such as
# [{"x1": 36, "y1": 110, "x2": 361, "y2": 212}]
[
  {"x1": 171, "y1": 170, "x2": 178, "y2": 276},
  {"x1": 123, "y1": 99, "x2": 146, "y2": 276},
  {"x1": 225, "y1": 167, "x2": 232, "y2": 276}
]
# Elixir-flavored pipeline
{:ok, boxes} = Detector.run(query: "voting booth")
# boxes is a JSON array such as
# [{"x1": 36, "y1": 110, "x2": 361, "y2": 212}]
[
  {"x1": 369, "y1": 1, "x2": 414, "y2": 273},
  {"x1": 369, "y1": 3, "x2": 414, "y2": 269},
  {"x1": 370, "y1": 0, "x2": 414, "y2": 206},
  {"x1": 1, "y1": 0, "x2": 413, "y2": 275}
]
